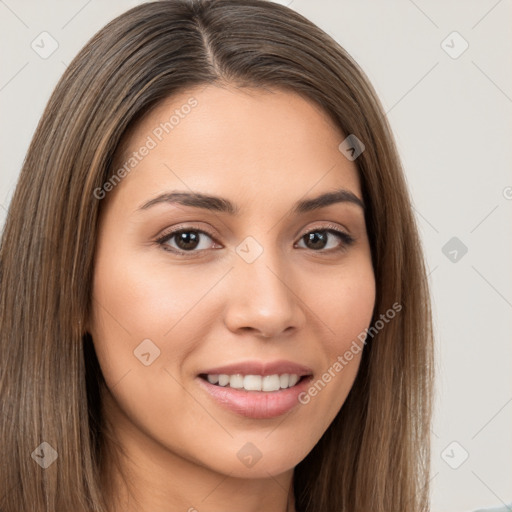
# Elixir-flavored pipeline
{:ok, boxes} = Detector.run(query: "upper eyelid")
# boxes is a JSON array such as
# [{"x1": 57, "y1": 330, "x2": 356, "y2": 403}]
[
  {"x1": 156, "y1": 224, "x2": 219, "y2": 243},
  {"x1": 157, "y1": 222, "x2": 350, "y2": 237}
]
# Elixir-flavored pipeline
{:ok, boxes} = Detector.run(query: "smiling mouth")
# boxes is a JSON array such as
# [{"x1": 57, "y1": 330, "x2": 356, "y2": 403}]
[{"x1": 199, "y1": 373, "x2": 309, "y2": 392}]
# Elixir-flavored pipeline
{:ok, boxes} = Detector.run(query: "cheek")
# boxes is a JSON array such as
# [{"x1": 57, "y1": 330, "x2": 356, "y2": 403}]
[
  {"x1": 298, "y1": 259, "x2": 375, "y2": 428},
  {"x1": 311, "y1": 258, "x2": 376, "y2": 354},
  {"x1": 89, "y1": 250, "x2": 184, "y2": 386},
  {"x1": 90, "y1": 250, "x2": 211, "y2": 345},
  {"x1": 88, "y1": 251, "x2": 215, "y2": 443},
  {"x1": 332, "y1": 274, "x2": 375, "y2": 351},
  {"x1": 88, "y1": 245, "x2": 229, "y2": 409}
]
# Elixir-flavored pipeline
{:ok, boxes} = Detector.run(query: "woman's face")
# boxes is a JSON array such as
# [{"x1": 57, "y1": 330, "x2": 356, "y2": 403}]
[{"x1": 89, "y1": 85, "x2": 375, "y2": 480}]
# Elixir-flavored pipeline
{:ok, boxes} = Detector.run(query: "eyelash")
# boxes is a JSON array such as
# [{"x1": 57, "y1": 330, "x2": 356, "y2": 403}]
[{"x1": 155, "y1": 224, "x2": 355, "y2": 256}]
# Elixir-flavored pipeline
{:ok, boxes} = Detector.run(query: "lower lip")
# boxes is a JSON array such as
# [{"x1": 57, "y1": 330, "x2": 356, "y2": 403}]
[{"x1": 196, "y1": 376, "x2": 312, "y2": 419}]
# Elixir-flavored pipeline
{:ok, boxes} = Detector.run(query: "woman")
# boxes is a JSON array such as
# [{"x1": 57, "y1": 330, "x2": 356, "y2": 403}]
[{"x1": 0, "y1": 1, "x2": 434, "y2": 511}]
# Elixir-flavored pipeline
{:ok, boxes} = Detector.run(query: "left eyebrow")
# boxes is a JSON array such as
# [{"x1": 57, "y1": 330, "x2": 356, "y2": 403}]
[
  {"x1": 137, "y1": 188, "x2": 365, "y2": 214},
  {"x1": 292, "y1": 189, "x2": 365, "y2": 213}
]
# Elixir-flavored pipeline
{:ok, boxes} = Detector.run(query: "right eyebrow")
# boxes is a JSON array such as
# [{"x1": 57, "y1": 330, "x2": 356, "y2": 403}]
[{"x1": 137, "y1": 191, "x2": 239, "y2": 214}]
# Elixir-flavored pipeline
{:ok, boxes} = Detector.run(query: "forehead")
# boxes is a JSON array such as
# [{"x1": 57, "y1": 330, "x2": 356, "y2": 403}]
[{"x1": 110, "y1": 84, "x2": 362, "y2": 210}]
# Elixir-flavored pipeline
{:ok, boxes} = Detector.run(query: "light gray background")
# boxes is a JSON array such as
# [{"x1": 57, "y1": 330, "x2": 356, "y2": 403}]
[{"x1": 1, "y1": 1, "x2": 511, "y2": 510}]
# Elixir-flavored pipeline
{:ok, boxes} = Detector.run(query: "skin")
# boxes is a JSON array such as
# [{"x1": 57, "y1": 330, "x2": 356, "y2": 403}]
[{"x1": 88, "y1": 84, "x2": 376, "y2": 512}]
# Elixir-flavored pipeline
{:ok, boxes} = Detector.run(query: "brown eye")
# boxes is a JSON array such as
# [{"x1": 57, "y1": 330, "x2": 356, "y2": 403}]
[
  {"x1": 297, "y1": 229, "x2": 354, "y2": 252},
  {"x1": 173, "y1": 231, "x2": 201, "y2": 250},
  {"x1": 303, "y1": 231, "x2": 329, "y2": 250},
  {"x1": 157, "y1": 229, "x2": 218, "y2": 253}
]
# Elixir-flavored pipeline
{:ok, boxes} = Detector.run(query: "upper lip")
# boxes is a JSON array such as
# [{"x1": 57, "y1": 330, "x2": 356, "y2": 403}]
[{"x1": 199, "y1": 360, "x2": 313, "y2": 377}]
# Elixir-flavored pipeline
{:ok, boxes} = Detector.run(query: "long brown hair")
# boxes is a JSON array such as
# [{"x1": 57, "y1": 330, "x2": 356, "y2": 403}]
[{"x1": 0, "y1": 1, "x2": 434, "y2": 510}]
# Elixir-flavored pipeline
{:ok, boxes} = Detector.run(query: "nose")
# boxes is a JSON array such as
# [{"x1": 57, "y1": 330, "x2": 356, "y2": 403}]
[{"x1": 223, "y1": 248, "x2": 306, "y2": 339}]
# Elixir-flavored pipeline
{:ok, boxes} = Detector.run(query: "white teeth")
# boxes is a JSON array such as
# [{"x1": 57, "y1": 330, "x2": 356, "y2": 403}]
[
  {"x1": 204, "y1": 373, "x2": 302, "y2": 391},
  {"x1": 218, "y1": 374, "x2": 230, "y2": 386},
  {"x1": 288, "y1": 374, "x2": 299, "y2": 387},
  {"x1": 229, "y1": 374, "x2": 244, "y2": 389},
  {"x1": 244, "y1": 375, "x2": 262, "y2": 391},
  {"x1": 262, "y1": 375, "x2": 281, "y2": 392},
  {"x1": 207, "y1": 374, "x2": 219, "y2": 384}
]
